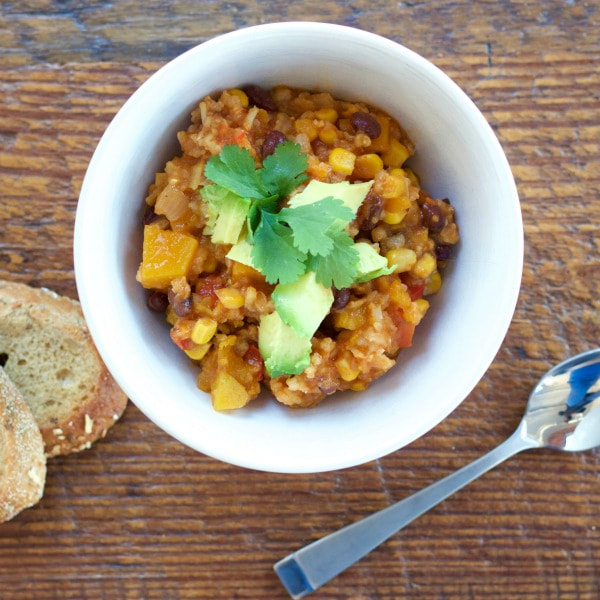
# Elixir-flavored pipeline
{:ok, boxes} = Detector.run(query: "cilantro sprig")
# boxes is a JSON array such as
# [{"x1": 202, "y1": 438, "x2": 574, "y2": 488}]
[
  {"x1": 203, "y1": 141, "x2": 308, "y2": 200},
  {"x1": 200, "y1": 142, "x2": 360, "y2": 287}
]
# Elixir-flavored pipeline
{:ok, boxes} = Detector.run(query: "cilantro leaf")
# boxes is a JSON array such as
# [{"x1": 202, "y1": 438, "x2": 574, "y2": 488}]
[
  {"x1": 305, "y1": 229, "x2": 359, "y2": 288},
  {"x1": 247, "y1": 195, "x2": 279, "y2": 238},
  {"x1": 204, "y1": 145, "x2": 266, "y2": 199},
  {"x1": 259, "y1": 141, "x2": 308, "y2": 198},
  {"x1": 252, "y1": 212, "x2": 307, "y2": 284},
  {"x1": 277, "y1": 197, "x2": 355, "y2": 256}
]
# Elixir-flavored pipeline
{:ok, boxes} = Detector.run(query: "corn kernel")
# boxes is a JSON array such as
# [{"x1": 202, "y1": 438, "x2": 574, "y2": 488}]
[
  {"x1": 215, "y1": 287, "x2": 244, "y2": 309},
  {"x1": 382, "y1": 138, "x2": 411, "y2": 168},
  {"x1": 329, "y1": 147, "x2": 356, "y2": 175},
  {"x1": 185, "y1": 343, "x2": 211, "y2": 361},
  {"x1": 318, "y1": 123, "x2": 338, "y2": 145},
  {"x1": 403, "y1": 304, "x2": 418, "y2": 325},
  {"x1": 315, "y1": 107, "x2": 338, "y2": 123},
  {"x1": 335, "y1": 358, "x2": 360, "y2": 382},
  {"x1": 404, "y1": 168, "x2": 420, "y2": 187},
  {"x1": 389, "y1": 168, "x2": 405, "y2": 179},
  {"x1": 424, "y1": 271, "x2": 442, "y2": 295},
  {"x1": 415, "y1": 298, "x2": 430, "y2": 314},
  {"x1": 389, "y1": 279, "x2": 412, "y2": 309},
  {"x1": 350, "y1": 380, "x2": 367, "y2": 391},
  {"x1": 386, "y1": 248, "x2": 417, "y2": 273},
  {"x1": 382, "y1": 209, "x2": 408, "y2": 225},
  {"x1": 294, "y1": 118, "x2": 318, "y2": 141},
  {"x1": 166, "y1": 305, "x2": 177, "y2": 325},
  {"x1": 353, "y1": 153, "x2": 384, "y2": 180},
  {"x1": 412, "y1": 252, "x2": 436, "y2": 278},
  {"x1": 384, "y1": 195, "x2": 411, "y2": 213},
  {"x1": 191, "y1": 318, "x2": 218, "y2": 344},
  {"x1": 403, "y1": 299, "x2": 430, "y2": 325},
  {"x1": 227, "y1": 88, "x2": 249, "y2": 107},
  {"x1": 203, "y1": 255, "x2": 217, "y2": 274}
]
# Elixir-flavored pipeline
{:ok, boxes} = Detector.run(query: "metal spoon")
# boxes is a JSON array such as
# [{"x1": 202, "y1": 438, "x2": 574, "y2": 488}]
[{"x1": 275, "y1": 348, "x2": 600, "y2": 599}]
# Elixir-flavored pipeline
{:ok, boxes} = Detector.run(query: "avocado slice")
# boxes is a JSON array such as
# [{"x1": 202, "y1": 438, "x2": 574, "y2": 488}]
[
  {"x1": 288, "y1": 180, "x2": 373, "y2": 220},
  {"x1": 211, "y1": 193, "x2": 251, "y2": 245},
  {"x1": 226, "y1": 235, "x2": 255, "y2": 267},
  {"x1": 354, "y1": 242, "x2": 395, "y2": 283},
  {"x1": 272, "y1": 271, "x2": 334, "y2": 339},
  {"x1": 258, "y1": 311, "x2": 312, "y2": 378}
]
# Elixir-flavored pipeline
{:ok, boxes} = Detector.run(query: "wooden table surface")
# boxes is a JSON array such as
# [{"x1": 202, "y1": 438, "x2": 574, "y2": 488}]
[{"x1": 1, "y1": 2, "x2": 599, "y2": 598}]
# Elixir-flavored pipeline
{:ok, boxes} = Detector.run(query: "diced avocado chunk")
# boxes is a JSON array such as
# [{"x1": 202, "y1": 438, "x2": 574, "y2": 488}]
[
  {"x1": 354, "y1": 242, "x2": 395, "y2": 283},
  {"x1": 258, "y1": 311, "x2": 312, "y2": 378},
  {"x1": 199, "y1": 184, "x2": 224, "y2": 235},
  {"x1": 211, "y1": 193, "x2": 251, "y2": 245},
  {"x1": 272, "y1": 271, "x2": 334, "y2": 339},
  {"x1": 226, "y1": 235, "x2": 255, "y2": 267},
  {"x1": 288, "y1": 180, "x2": 373, "y2": 221}
]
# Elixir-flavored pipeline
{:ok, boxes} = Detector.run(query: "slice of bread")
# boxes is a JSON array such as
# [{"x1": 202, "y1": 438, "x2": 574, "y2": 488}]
[
  {"x1": 0, "y1": 281, "x2": 128, "y2": 457},
  {"x1": 0, "y1": 365, "x2": 46, "y2": 522}
]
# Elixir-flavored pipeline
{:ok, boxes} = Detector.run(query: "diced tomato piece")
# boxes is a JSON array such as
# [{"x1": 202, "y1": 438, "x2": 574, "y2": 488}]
[
  {"x1": 396, "y1": 320, "x2": 415, "y2": 348},
  {"x1": 196, "y1": 275, "x2": 226, "y2": 298},
  {"x1": 243, "y1": 345, "x2": 265, "y2": 381},
  {"x1": 170, "y1": 328, "x2": 194, "y2": 351},
  {"x1": 408, "y1": 283, "x2": 425, "y2": 301},
  {"x1": 388, "y1": 306, "x2": 416, "y2": 349}
]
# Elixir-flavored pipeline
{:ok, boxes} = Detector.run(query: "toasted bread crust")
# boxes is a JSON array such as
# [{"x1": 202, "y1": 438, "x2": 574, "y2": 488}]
[
  {"x1": 0, "y1": 281, "x2": 128, "y2": 457},
  {"x1": 0, "y1": 366, "x2": 46, "y2": 522}
]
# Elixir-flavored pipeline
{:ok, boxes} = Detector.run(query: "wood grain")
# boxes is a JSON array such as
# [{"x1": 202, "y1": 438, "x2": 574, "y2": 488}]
[{"x1": 1, "y1": 1, "x2": 599, "y2": 598}]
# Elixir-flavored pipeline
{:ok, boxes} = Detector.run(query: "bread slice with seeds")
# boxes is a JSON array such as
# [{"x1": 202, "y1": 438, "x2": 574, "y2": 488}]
[
  {"x1": 0, "y1": 365, "x2": 46, "y2": 522},
  {"x1": 0, "y1": 281, "x2": 128, "y2": 457}
]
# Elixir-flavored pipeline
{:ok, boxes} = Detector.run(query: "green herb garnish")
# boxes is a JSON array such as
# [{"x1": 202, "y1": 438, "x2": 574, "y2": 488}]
[{"x1": 201, "y1": 142, "x2": 361, "y2": 287}]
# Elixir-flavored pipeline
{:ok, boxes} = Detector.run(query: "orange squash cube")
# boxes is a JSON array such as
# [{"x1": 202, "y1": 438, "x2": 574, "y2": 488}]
[
  {"x1": 368, "y1": 115, "x2": 390, "y2": 152},
  {"x1": 140, "y1": 225, "x2": 198, "y2": 289}
]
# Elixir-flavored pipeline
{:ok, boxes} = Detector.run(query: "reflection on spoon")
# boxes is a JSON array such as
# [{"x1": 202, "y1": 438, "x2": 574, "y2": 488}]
[{"x1": 561, "y1": 359, "x2": 600, "y2": 417}]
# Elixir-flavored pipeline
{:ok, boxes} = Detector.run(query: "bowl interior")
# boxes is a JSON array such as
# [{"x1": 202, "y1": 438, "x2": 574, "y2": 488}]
[{"x1": 75, "y1": 23, "x2": 522, "y2": 473}]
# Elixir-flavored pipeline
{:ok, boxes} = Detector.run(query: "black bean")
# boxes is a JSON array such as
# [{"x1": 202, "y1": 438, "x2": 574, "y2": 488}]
[
  {"x1": 435, "y1": 244, "x2": 453, "y2": 261},
  {"x1": 243, "y1": 84, "x2": 277, "y2": 111},
  {"x1": 356, "y1": 192, "x2": 384, "y2": 231},
  {"x1": 332, "y1": 288, "x2": 351, "y2": 310},
  {"x1": 261, "y1": 130, "x2": 287, "y2": 158},
  {"x1": 168, "y1": 289, "x2": 192, "y2": 317},
  {"x1": 147, "y1": 291, "x2": 169, "y2": 312},
  {"x1": 311, "y1": 138, "x2": 330, "y2": 162},
  {"x1": 318, "y1": 314, "x2": 337, "y2": 338},
  {"x1": 350, "y1": 111, "x2": 381, "y2": 139},
  {"x1": 143, "y1": 205, "x2": 160, "y2": 225},
  {"x1": 422, "y1": 201, "x2": 446, "y2": 234}
]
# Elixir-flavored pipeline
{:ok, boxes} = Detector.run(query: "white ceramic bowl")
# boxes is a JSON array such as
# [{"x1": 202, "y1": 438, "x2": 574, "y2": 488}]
[{"x1": 74, "y1": 22, "x2": 522, "y2": 473}]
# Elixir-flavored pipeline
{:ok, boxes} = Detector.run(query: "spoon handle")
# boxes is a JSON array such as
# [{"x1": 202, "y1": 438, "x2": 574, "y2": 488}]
[{"x1": 275, "y1": 427, "x2": 535, "y2": 599}]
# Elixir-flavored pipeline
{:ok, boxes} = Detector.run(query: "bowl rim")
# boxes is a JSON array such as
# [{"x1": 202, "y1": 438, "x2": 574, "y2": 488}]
[{"x1": 74, "y1": 21, "x2": 523, "y2": 473}]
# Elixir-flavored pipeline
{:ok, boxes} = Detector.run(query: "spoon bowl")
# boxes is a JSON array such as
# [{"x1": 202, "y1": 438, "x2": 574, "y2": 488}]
[
  {"x1": 276, "y1": 348, "x2": 600, "y2": 598},
  {"x1": 522, "y1": 348, "x2": 600, "y2": 451}
]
